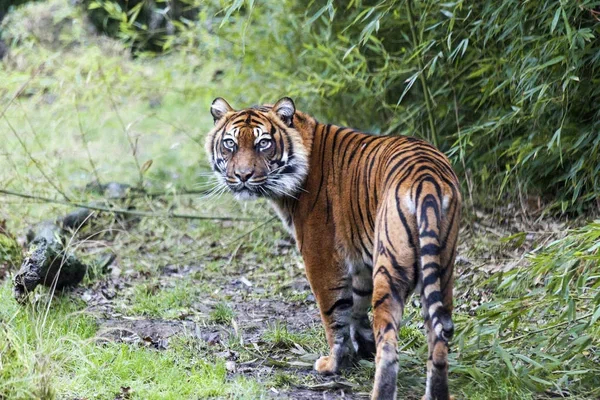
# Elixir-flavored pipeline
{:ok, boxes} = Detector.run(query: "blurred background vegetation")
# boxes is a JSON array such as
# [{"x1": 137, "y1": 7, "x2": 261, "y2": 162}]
[
  {"x1": 0, "y1": 0, "x2": 599, "y2": 399},
  {"x1": 4, "y1": 0, "x2": 599, "y2": 212}
]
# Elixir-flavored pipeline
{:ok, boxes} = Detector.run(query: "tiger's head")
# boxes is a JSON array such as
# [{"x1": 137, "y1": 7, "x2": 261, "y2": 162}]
[{"x1": 205, "y1": 97, "x2": 310, "y2": 200}]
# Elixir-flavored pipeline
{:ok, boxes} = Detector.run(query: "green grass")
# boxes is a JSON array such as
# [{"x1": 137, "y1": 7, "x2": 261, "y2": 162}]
[
  {"x1": 263, "y1": 321, "x2": 317, "y2": 351},
  {"x1": 269, "y1": 371, "x2": 300, "y2": 388},
  {"x1": 59, "y1": 344, "x2": 264, "y2": 399},
  {"x1": 0, "y1": 280, "x2": 267, "y2": 400},
  {"x1": 0, "y1": 282, "x2": 96, "y2": 399},
  {"x1": 209, "y1": 303, "x2": 235, "y2": 325},
  {"x1": 122, "y1": 280, "x2": 200, "y2": 319}
]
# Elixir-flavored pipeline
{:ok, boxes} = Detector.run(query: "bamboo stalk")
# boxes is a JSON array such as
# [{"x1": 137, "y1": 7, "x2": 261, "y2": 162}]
[{"x1": 405, "y1": 0, "x2": 438, "y2": 147}]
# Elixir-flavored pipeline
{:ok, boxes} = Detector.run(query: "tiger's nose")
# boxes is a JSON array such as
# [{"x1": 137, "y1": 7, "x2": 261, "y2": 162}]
[{"x1": 235, "y1": 167, "x2": 254, "y2": 182}]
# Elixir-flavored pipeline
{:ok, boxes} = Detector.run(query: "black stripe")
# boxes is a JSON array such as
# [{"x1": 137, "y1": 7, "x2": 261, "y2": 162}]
[
  {"x1": 440, "y1": 202, "x2": 458, "y2": 251},
  {"x1": 433, "y1": 337, "x2": 447, "y2": 345},
  {"x1": 324, "y1": 298, "x2": 353, "y2": 316},
  {"x1": 373, "y1": 266, "x2": 405, "y2": 305},
  {"x1": 352, "y1": 287, "x2": 372, "y2": 296},
  {"x1": 308, "y1": 124, "x2": 331, "y2": 213},
  {"x1": 388, "y1": 251, "x2": 410, "y2": 283},
  {"x1": 281, "y1": 165, "x2": 296, "y2": 175},
  {"x1": 383, "y1": 322, "x2": 396, "y2": 334},
  {"x1": 422, "y1": 271, "x2": 439, "y2": 287},
  {"x1": 330, "y1": 322, "x2": 348, "y2": 330},
  {"x1": 426, "y1": 290, "x2": 443, "y2": 306},
  {"x1": 422, "y1": 262, "x2": 439, "y2": 270},
  {"x1": 420, "y1": 229, "x2": 439, "y2": 238},
  {"x1": 415, "y1": 176, "x2": 442, "y2": 207},
  {"x1": 421, "y1": 244, "x2": 440, "y2": 256},
  {"x1": 419, "y1": 194, "x2": 441, "y2": 230},
  {"x1": 373, "y1": 293, "x2": 390, "y2": 309}
]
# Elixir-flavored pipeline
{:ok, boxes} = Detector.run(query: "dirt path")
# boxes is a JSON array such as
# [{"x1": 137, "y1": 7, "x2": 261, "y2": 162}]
[{"x1": 72, "y1": 225, "x2": 381, "y2": 399}]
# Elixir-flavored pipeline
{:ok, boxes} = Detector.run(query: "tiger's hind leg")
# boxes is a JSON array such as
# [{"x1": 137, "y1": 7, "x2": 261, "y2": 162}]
[
  {"x1": 421, "y1": 193, "x2": 460, "y2": 400},
  {"x1": 350, "y1": 261, "x2": 375, "y2": 360},
  {"x1": 371, "y1": 198, "x2": 418, "y2": 400},
  {"x1": 421, "y1": 246, "x2": 455, "y2": 400}
]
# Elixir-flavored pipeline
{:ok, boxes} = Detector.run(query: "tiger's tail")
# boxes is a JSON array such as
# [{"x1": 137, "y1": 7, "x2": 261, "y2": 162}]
[{"x1": 417, "y1": 192, "x2": 454, "y2": 342}]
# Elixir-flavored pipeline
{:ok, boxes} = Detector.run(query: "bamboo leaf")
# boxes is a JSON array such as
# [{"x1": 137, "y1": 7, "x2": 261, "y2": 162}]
[{"x1": 551, "y1": 7, "x2": 560, "y2": 34}]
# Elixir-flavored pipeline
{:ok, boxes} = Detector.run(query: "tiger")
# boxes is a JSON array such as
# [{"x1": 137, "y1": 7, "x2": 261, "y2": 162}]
[{"x1": 205, "y1": 97, "x2": 461, "y2": 400}]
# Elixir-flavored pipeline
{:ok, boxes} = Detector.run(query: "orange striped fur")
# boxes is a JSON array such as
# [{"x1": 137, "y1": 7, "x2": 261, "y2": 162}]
[{"x1": 205, "y1": 97, "x2": 461, "y2": 400}]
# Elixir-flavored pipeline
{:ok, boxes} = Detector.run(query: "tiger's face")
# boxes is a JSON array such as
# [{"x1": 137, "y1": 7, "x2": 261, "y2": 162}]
[{"x1": 205, "y1": 97, "x2": 309, "y2": 200}]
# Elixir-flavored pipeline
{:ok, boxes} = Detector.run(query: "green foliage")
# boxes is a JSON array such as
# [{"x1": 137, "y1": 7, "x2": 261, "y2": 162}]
[
  {"x1": 0, "y1": 0, "x2": 89, "y2": 49},
  {"x1": 63, "y1": 344, "x2": 263, "y2": 399},
  {"x1": 397, "y1": 324, "x2": 424, "y2": 350},
  {"x1": 187, "y1": 0, "x2": 600, "y2": 211},
  {"x1": 269, "y1": 370, "x2": 300, "y2": 388},
  {"x1": 455, "y1": 221, "x2": 600, "y2": 397},
  {"x1": 0, "y1": 0, "x2": 35, "y2": 18},
  {"x1": 0, "y1": 232, "x2": 21, "y2": 270},
  {"x1": 80, "y1": 0, "x2": 200, "y2": 53},
  {"x1": 0, "y1": 282, "x2": 96, "y2": 399},
  {"x1": 4, "y1": 0, "x2": 599, "y2": 212},
  {"x1": 0, "y1": 279, "x2": 265, "y2": 399}
]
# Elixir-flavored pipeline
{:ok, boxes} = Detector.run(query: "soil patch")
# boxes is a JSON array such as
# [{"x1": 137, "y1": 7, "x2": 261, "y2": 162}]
[{"x1": 97, "y1": 317, "x2": 196, "y2": 349}]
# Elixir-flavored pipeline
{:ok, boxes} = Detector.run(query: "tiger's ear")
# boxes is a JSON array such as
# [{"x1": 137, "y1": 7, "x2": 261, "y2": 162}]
[
  {"x1": 211, "y1": 97, "x2": 234, "y2": 123},
  {"x1": 273, "y1": 97, "x2": 295, "y2": 127}
]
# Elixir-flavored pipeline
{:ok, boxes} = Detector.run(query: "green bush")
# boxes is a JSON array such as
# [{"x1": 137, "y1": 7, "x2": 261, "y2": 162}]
[
  {"x1": 0, "y1": 0, "x2": 38, "y2": 58},
  {"x1": 0, "y1": 0, "x2": 35, "y2": 19},
  {"x1": 80, "y1": 0, "x2": 199, "y2": 53},
  {"x1": 186, "y1": 0, "x2": 600, "y2": 212},
  {"x1": 1, "y1": 0, "x2": 94, "y2": 49},
  {"x1": 454, "y1": 221, "x2": 600, "y2": 395},
  {"x1": 4, "y1": 0, "x2": 597, "y2": 209}
]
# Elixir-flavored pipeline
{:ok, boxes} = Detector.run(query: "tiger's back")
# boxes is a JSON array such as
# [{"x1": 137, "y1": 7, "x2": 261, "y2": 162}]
[{"x1": 206, "y1": 97, "x2": 460, "y2": 400}]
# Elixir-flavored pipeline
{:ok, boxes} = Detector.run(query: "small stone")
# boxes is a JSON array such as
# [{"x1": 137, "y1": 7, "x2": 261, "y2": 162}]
[
  {"x1": 240, "y1": 277, "x2": 253, "y2": 287},
  {"x1": 225, "y1": 360, "x2": 236, "y2": 373},
  {"x1": 110, "y1": 266, "x2": 122, "y2": 277},
  {"x1": 81, "y1": 291, "x2": 92, "y2": 302}
]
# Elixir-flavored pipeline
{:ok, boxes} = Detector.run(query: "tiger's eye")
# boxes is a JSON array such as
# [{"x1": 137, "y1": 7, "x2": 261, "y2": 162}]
[
  {"x1": 223, "y1": 139, "x2": 236, "y2": 149},
  {"x1": 258, "y1": 138, "x2": 272, "y2": 150}
]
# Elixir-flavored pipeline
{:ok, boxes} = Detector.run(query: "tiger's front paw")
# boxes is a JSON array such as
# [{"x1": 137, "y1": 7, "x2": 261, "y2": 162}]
[{"x1": 314, "y1": 355, "x2": 339, "y2": 375}]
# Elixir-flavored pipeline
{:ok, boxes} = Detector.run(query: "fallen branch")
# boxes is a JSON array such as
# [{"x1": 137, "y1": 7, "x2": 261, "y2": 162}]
[
  {"x1": 8, "y1": 180, "x2": 257, "y2": 303},
  {"x1": 14, "y1": 222, "x2": 88, "y2": 303},
  {"x1": 0, "y1": 189, "x2": 257, "y2": 221},
  {"x1": 12, "y1": 184, "x2": 135, "y2": 303},
  {"x1": 84, "y1": 181, "x2": 215, "y2": 199}
]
